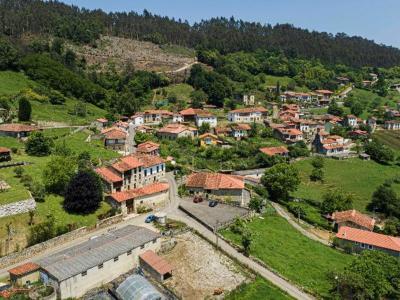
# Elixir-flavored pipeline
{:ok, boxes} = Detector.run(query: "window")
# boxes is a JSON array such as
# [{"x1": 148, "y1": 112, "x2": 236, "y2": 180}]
[
  {"x1": 368, "y1": 245, "x2": 373, "y2": 250},
  {"x1": 98, "y1": 263, "x2": 103, "y2": 269},
  {"x1": 127, "y1": 250, "x2": 132, "y2": 255},
  {"x1": 144, "y1": 170, "x2": 147, "y2": 176},
  {"x1": 114, "y1": 256, "x2": 119, "y2": 262},
  {"x1": 82, "y1": 271, "x2": 87, "y2": 276},
  {"x1": 360, "y1": 243, "x2": 365, "y2": 248}
]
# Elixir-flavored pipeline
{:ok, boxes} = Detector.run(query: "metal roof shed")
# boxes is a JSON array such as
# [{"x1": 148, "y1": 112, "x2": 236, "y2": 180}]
[{"x1": 116, "y1": 274, "x2": 164, "y2": 300}]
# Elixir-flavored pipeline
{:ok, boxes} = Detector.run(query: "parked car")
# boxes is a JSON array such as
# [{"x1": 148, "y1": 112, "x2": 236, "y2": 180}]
[
  {"x1": 145, "y1": 214, "x2": 156, "y2": 223},
  {"x1": 209, "y1": 201, "x2": 218, "y2": 207},
  {"x1": 193, "y1": 195, "x2": 204, "y2": 203}
]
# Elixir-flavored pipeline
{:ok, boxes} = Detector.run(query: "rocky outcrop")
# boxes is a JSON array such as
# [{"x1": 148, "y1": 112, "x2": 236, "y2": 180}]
[{"x1": 0, "y1": 198, "x2": 36, "y2": 218}]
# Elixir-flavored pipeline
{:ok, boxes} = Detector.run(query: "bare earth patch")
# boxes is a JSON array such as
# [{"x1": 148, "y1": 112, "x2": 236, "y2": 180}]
[
  {"x1": 67, "y1": 36, "x2": 195, "y2": 72},
  {"x1": 161, "y1": 232, "x2": 247, "y2": 299}
]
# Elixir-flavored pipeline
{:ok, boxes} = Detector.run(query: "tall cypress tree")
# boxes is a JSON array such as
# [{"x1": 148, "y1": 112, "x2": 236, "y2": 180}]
[{"x1": 18, "y1": 97, "x2": 31, "y2": 121}]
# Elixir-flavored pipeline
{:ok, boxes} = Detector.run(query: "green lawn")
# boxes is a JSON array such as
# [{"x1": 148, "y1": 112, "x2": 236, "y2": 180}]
[
  {"x1": 221, "y1": 210, "x2": 352, "y2": 298},
  {"x1": 0, "y1": 71, "x2": 35, "y2": 95},
  {"x1": 225, "y1": 277, "x2": 293, "y2": 300},
  {"x1": 293, "y1": 158, "x2": 400, "y2": 211},
  {"x1": 154, "y1": 83, "x2": 194, "y2": 105},
  {"x1": 349, "y1": 88, "x2": 398, "y2": 109},
  {"x1": 373, "y1": 130, "x2": 400, "y2": 154},
  {"x1": 30, "y1": 98, "x2": 107, "y2": 125}
]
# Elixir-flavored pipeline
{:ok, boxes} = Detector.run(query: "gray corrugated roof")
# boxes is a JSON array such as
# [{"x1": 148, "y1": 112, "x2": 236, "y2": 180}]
[{"x1": 37, "y1": 225, "x2": 160, "y2": 282}]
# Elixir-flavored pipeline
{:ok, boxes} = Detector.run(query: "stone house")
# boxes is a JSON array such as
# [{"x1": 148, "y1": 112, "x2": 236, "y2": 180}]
[
  {"x1": 312, "y1": 131, "x2": 350, "y2": 156},
  {"x1": 101, "y1": 127, "x2": 127, "y2": 152},
  {"x1": 273, "y1": 127, "x2": 303, "y2": 144},
  {"x1": 157, "y1": 124, "x2": 197, "y2": 140},
  {"x1": 92, "y1": 118, "x2": 108, "y2": 131},
  {"x1": 259, "y1": 146, "x2": 289, "y2": 157},
  {"x1": 335, "y1": 226, "x2": 400, "y2": 257},
  {"x1": 228, "y1": 107, "x2": 268, "y2": 123},
  {"x1": 136, "y1": 141, "x2": 160, "y2": 156},
  {"x1": 0, "y1": 147, "x2": 11, "y2": 162},
  {"x1": 185, "y1": 172, "x2": 245, "y2": 205},
  {"x1": 8, "y1": 262, "x2": 40, "y2": 287},
  {"x1": 0, "y1": 124, "x2": 38, "y2": 138},
  {"x1": 314, "y1": 90, "x2": 334, "y2": 106},
  {"x1": 331, "y1": 210, "x2": 375, "y2": 232}
]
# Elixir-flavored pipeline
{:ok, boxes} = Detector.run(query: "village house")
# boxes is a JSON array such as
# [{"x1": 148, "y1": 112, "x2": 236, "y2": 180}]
[
  {"x1": 312, "y1": 131, "x2": 350, "y2": 156},
  {"x1": 95, "y1": 154, "x2": 166, "y2": 194},
  {"x1": 157, "y1": 123, "x2": 197, "y2": 140},
  {"x1": 315, "y1": 90, "x2": 334, "y2": 106},
  {"x1": 280, "y1": 91, "x2": 312, "y2": 103},
  {"x1": 172, "y1": 113, "x2": 184, "y2": 123},
  {"x1": 348, "y1": 130, "x2": 368, "y2": 139},
  {"x1": 342, "y1": 115, "x2": 359, "y2": 128},
  {"x1": 109, "y1": 182, "x2": 169, "y2": 214},
  {"x1": 142, "y1": 110, "x2": 173, "y2": 125},
  {"x1": 273, "y1": 127, "x2": 303, "y2": 144},
  {"x1": 136, "y1": 125, "x2": 154, "y2": 134},
  {"x1": 331, "y1": 210, "x2": 375, "y2": 232},
  {"x1": 0, "y1": 123, "x2": 38, "y2": 138},
  {"x1": 92, "y1": 118, "x2": 108, "y2": 131},
  {"x1": 36, "y1": 225, "x2": 161, "y2": 299},
  {"x1": 335, "y1": 226, "x2": 400, "y2": 257},
  {"x1": 136, "y1": 141, "x2": 160, "y2": 156},
  {"x1": 0, "y1": 147, "x2": 11, "y2": 162},
  {"x1": 384, "y1": 120, "x2": 400, "y2": 130},
  {"x1": 179, "y1": 108, "x2": 203, "y2": 122},
  {"x1": 8, "y1": 262, "x2": 40, "y2": 287},
  {"x1": 336, "y1": 76, "x2": 350, "y2": 85},
  {"x1": 228, "y1": 107, "x2": 268, "y2": 123},
  {"x1": 243, "y1": 94, "x2": 255, "y2": 106},
  {"x1": 130, "y1": 114, "x2": 144, "y2": 126},
  {"x1": 185, "y1": 172, "x2": 246, "y2": 205},
  {"x1": 139, "y1": 250, "x2": 173, "y2": 282},
  {"x1": 195, "y1": 110, "x2": 217, "y2": 128},
  {"x1": 230, "y1": 123, "x2": 252, "y2": 140},
  {"x1": 259, "y1": 146, "x2": 289, "y2": 157},
  {"x1": 198, "y1": 133, "x2": 222, "y2": 147},
  {"x1": 101, "y1": 127, "x2": 127, "y2": 152},
  {"x1": 362, "y1": 80, "x2": 373, "y2": 87}
]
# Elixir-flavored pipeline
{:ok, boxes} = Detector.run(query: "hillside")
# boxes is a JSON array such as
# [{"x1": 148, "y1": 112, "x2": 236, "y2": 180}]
[
  {"x1": 1, "y1": 0, "x2": 400, "y2": 68},
  {"x1": 66, "y1": 35, "x2": 196, "y2": 72}
]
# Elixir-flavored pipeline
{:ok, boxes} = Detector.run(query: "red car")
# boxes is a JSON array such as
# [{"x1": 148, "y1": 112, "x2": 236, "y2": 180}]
[{"x1": 193, "y1": 196, "x2": 204, "y2": 203}]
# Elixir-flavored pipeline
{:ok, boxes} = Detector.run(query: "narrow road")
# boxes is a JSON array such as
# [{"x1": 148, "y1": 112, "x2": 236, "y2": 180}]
[
  {"x1": 158, "y1": 61, "x2": 198, "y2": 74},
  {"x1": 271, "y1": 202, "x2": 330, "y2": 246}
]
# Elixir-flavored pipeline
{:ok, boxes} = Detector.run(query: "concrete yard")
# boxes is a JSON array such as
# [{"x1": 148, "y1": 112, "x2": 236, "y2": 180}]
[
  {"x1": 179, "y1": 199, "x2": 250, "y2": 230},
  {"x1": 161, "y1": 232, "x2": 247, "y2": 299}
]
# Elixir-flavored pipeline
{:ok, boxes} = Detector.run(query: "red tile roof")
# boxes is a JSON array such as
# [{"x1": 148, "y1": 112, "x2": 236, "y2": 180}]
[
  {"x1": 186, "y1": 172, "x2": 244, "y2": 190},
  {"x1": 137, "y1": 141, "x2": 160, "y2": 154},
  {"x1": 95, "y1": 167, "x2": 123, "y2": 183},
  {"x1": 8, "y1": 262, "x2": 40, "y2": 276},
  {"x1": 0, "y1": 147, "x2": 11, "y2": 154},
  {"x1": 260, "y1": 146, "x2": 289, "y2": 156},
  {"x1": 332, "y1": 210, "x2": 375, "y2": 230},
  {"x1": 277, "y1": 128, "x2": 303, "y2": 136},
  {"x1": 230, "y1": 107, "x2": 268, "y2": 114},
  {"x1": 134, "y1": 153, "x2": 165, "y2": 167},
  {"x1": 179, "y1": 108, "x2": 204, "y2": 116},
  {"x1": 231, "y1": 123, "x2": 252, "y2": 131},
  {"x1": 139, "y1": 250, "x2": 173, "y2": 275},
  {"x1": 112, "y1": 156, "x2": 143, "y2": 172},
  {"x1": 158, "y1": 124, "x2": 196, "y2": 135},
  {"x1": 0, "y1": 124, "x2": 37, "y2": 132},
  {"x1": 110, "y1": 182, "x2": 169, "y2": 202},
  {"x1": 101, "y1": 127, "x2": 127, "y2": 140},
  {"x1": 336, "y1": 226, "x2": 400, "y2": 252}
]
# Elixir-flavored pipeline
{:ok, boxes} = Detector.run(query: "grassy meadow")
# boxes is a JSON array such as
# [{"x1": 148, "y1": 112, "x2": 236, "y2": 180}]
[{"x1": 221, "y1": 209, "x2": 352, "y2": 298}]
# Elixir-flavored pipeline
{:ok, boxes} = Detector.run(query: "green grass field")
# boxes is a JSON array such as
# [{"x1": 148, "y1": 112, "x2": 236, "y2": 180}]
[
  {"x1": 225, "y1": 277, "x2": 293, "y2": 300},
  {"x1": 221, "y1": 210, "x2": 352, "y2": 298},
  {"x1": 293, "y1": 158, "x2": 400, "y2": 211},
  {"x1": 0, "y1": 71, "x2": 35, "y2": 95},
  {"x1": 373, "y1": 130, "x2": 400, "y2": 154},
  {"x1": 0, "y1": 129, "x2": 118, "y2": 250},
  {"x1": 29, "y1": 98, "x2": 107, "y2": 125},
  {"x1": 154, "y1": 83, "x2": 194, "y2": 105}
]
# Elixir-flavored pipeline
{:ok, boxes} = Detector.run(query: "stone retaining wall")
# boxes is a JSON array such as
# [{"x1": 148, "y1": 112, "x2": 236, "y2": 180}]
[
  {"x1": 0, "y1": 214, "x2": 124, "y2": 269},
  {"x1": 0, "y1": 198, "x2": 36, "y2": 218}
]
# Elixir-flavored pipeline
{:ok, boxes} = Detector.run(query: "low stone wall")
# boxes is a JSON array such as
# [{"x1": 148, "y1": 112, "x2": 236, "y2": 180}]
[
  {"x1": 0, "y1": 198, "x2": 36, "y2": 218},
  {"x1": 0, "y1": 214, "x2": 124, "y2": 269}
]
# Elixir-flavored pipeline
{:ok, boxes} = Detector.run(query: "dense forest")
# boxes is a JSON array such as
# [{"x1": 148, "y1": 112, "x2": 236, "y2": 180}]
[{"x1": 1, "y1": 0, "x2": 400, "y2": 68}]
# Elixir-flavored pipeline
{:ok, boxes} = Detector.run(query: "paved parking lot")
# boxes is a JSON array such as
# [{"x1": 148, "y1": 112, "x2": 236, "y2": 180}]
[{"x1": 179, "y1": 199, "x2": 250, "y2": 230}]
